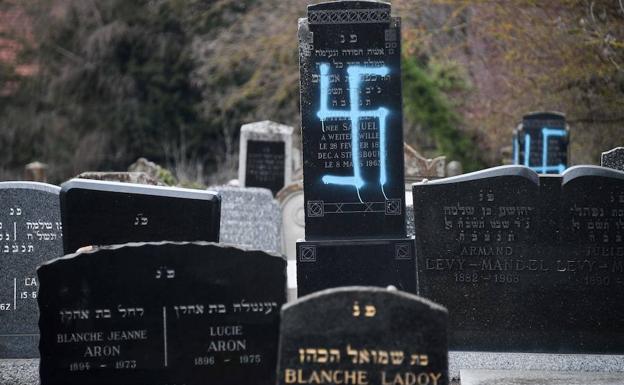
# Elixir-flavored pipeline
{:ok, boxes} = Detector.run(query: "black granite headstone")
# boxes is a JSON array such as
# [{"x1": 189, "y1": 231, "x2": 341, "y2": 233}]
[
  {"x1": 276, "y1": 287, "x2": 449, "y2": 385},
  {"x1": 413, "y1": 165, "x2": 624, "y2": 353},
  {"x1": 0, "y1": 182, "x2": 63, "y2": 358},
  {"x1": 245, "y1": 140, "x2": 287, "y2": 196},
  {"x1": 38, "y1": 242, "x2": 286, "y2": 385},
  {"x1": 299, "y1": 0, "x2": 405, "y2": 239},
  {"x1": 513, "y1": 112, "x2": 569, "y2": 174},
  {"x1": 60, "y1": 179, "x2": 221, "y2": 253},
  {"x1": 296, "y1": 1, "x2": 415, "y2": 297}
]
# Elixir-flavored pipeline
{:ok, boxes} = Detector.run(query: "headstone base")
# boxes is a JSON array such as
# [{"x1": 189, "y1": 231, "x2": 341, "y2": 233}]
[
  {"x1": 0, "y1": 335, "x2": 38, "y2": 359},
  {"x1": 296, "y1": 238, "x2": 416, "y2": 297},
  {"x1": 460, "y1": 369, "x2": 624, "y2": 385},
  {"x1": 0, "y1": 359, "x2": 39, "y2": 385},
  {"x1": 449, "y1": 351, "x2": 624, "y2": 380}
]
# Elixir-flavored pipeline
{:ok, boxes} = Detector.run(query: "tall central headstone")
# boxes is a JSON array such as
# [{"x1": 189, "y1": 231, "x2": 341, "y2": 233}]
[{"x1": 297, "y1": 1, "x2": 415, "y2": 296}]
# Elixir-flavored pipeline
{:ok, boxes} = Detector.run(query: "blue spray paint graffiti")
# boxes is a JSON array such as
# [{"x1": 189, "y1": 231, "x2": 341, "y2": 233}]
[
  {"x1": 317, "y1": 63, "x2": 390, "y2": 202},
  {"x1": 513, "y1": 127, "x2": 567, "y2": 174}
]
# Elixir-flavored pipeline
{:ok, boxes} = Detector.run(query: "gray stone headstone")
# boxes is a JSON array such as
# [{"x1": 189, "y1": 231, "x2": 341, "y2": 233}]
[
  {"x1": 212, "y1": 186, "x2": 281, "y2": 253},
  {"x1": 602, "y1": 147, "x2": 624, "y2": 172},
  {"x1": 0, "y1": 182, "x2": 63, "y2": 358},
  {"x1": 238, "y1": 121, "x2": 293, "y2": 195}
]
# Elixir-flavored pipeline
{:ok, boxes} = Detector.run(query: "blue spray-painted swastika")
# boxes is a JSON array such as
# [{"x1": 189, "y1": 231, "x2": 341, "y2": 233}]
[
  {"x1": 513, "y1": 127, "x2": 567, "y2": 174},
  {"x1": 317, "y1": 63, "x2": 390, "y2": 202}
]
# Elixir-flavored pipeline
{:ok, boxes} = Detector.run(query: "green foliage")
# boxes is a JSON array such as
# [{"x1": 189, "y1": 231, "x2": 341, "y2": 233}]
[
  {"x1": 156, "y1": 166, "x2": 178, "y2": 186},
  {"x1": 402, "y1": 55, "x2": 484, "y2": 171},
  {"x1": 0, "y1": 0, "x2": 221, "y2": 182}
]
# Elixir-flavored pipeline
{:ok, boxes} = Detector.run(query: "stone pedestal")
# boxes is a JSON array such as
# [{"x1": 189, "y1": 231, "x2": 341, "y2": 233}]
[{"x1": 296, "y1": 238, "x2": 415, "y2": 297}]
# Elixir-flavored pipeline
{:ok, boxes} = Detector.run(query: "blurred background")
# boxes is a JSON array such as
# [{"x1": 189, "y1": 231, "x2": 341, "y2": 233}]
[{"x1": 1, "y1": 0, "x2": 623, "y2": 185}]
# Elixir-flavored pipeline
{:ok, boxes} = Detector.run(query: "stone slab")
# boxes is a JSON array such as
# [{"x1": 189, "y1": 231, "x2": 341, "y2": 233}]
[
  {"x1": 0, "y1": 359, "x2": 39, "y2": 385},
  {"x1": 38, "y1": 242, "x2": 286, "y2": 385},
  {"x1": 0, "y1": 182, "x2": 63, "y2": 358},
  {"x1": 212, "y1": 186, "x2": 281, "y2": 252},
  {"x1": 413, "y1": 165, "x2": 624, "y2": 353},
  {"x1": 296, "y1": 238, "x2": 416, "y2": 297},
  {"x1": 276, "y1": 286, "x2": 449, "y2": 385},
  {"x1": 449, "y1": 351, "x2": 624, "y2": 381},
  {"x1": 299, "y1": 0, "x2": 407, "y2": 240},
  {"x1": 602, "y1": 147, "x2": 624, "y2": 172},
  {"x1": 60, "y1": 179, "x2": 220, "y2": 253},
  {"x1": 238, "y1": 121, "x2": 293, "y2": 195},
  {"x1": 513, "y1": 111, "x2": 569, "y2": 174},
  {"x1": 460, "y1": 369, "x2": 624, "y2": 385}
]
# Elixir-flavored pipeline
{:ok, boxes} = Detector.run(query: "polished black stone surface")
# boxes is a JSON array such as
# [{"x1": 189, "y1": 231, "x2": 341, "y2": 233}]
[
  {"x1": 276, "y1": 286, "x2": 449, "y2": 385},
  {"x1": 413, "y1": 165, "x2": 624, "y2": 353},
  {"x1": 513, "y1": 111, "x2": 568, "y2": 174},
  {"x1": 37, "y1": 242, "x2": 286, "y2": 385},
  {"x1": 60, "y1": 179, "x2": 220, "y2": 253},
  {"x1": 296, "y1": 238, "x2": 416, "y2": 297},
  {"x1": 245, "y1": 140, "x2": 286, "y2": 195},
  {"x1": 299, "y1": 1, "x2": 406, "y2": 240},
  {"x1": 0, "y1": 182, "x2": 63, "y2": 358}
]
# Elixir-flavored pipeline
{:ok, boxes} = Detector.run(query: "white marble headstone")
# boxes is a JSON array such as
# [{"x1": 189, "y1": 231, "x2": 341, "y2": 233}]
[{"x1": 238, "y1": 121, "x2": 293, "y2": 195}]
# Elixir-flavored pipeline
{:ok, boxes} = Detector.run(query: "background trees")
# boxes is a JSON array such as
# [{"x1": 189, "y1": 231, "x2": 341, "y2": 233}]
[{"x1": 0, "y1": 0, "x2": 622, "y2": 183}]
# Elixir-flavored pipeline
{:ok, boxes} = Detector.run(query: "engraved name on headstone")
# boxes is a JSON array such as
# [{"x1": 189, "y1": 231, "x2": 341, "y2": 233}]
[
  {"x1": 238, "y1": 121, "x2": 293, "y2": 196},
  {"x1": 296, "y1": 1, "x2": 416, "y2": 297},
  {"x1": 413, "y1": 165, "x2": 624, "y2": 353},
  {"x1": 0, "y1": 182, "x2": 63, "y2": 358},
  {"x1": 513, "y1": 112, "x2": 569, "y2": 174},
  {"x1": 38, "y1": 242, "x2": 287, "y2": 385},
  {"x1": 60, "y1": 179, "x2": 221, "y2": 253},
  {"x1": 276, "y1": 287, "x2": 449, "y2": 385}
]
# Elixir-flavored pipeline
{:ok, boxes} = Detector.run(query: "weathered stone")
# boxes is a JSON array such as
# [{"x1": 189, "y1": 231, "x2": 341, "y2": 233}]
[{"x1": 212, "y1": 186, "x2": 281, "y2": 253}]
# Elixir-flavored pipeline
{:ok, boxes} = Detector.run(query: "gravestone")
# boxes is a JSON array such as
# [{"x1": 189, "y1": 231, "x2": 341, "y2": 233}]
[
  {"x1": 413, "y1": 165, "x2": 624, "y2": 353},
  {"x1": 38, "y1": 242, "x2": 287, "y2": 385},
  {"x1": 0, "y1": 182, "x2": 63, "y2": 358},
  {"x1": 60, "y1": 179, "x2": 220, "y2": 253},
  {"x1": 276, "y1": 287, "x2": 449, "y2": 385},
  {"x1": 512, "y1": 111, "x2": 569, "y2": 174},
  {"x1": 602, "y1": 147, "x2": 624, "y2": 172},
  {"x1": 296, "y1": 0, "x2": 416, "y2": 296},
  {"x1": 238, "y1": 121, "x2": 293, "y2": 195},
  {"x1": 212, "y1": 186, "x2": 281, "y2": 252}
]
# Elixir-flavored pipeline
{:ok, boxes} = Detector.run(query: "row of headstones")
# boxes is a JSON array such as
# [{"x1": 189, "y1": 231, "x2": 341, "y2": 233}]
[
  {"x1": 38, "y1": 241, "x2": 448, "y2": 385},
  {"x1": 4, "y1": 160, "x2": 623, "y2": 383},
  {"x1": 19, "y1": 158, "x2": 624, "y2": 385},
  {"x1": 0, "y1": 178, "x2": 448, "y2": 384}
]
